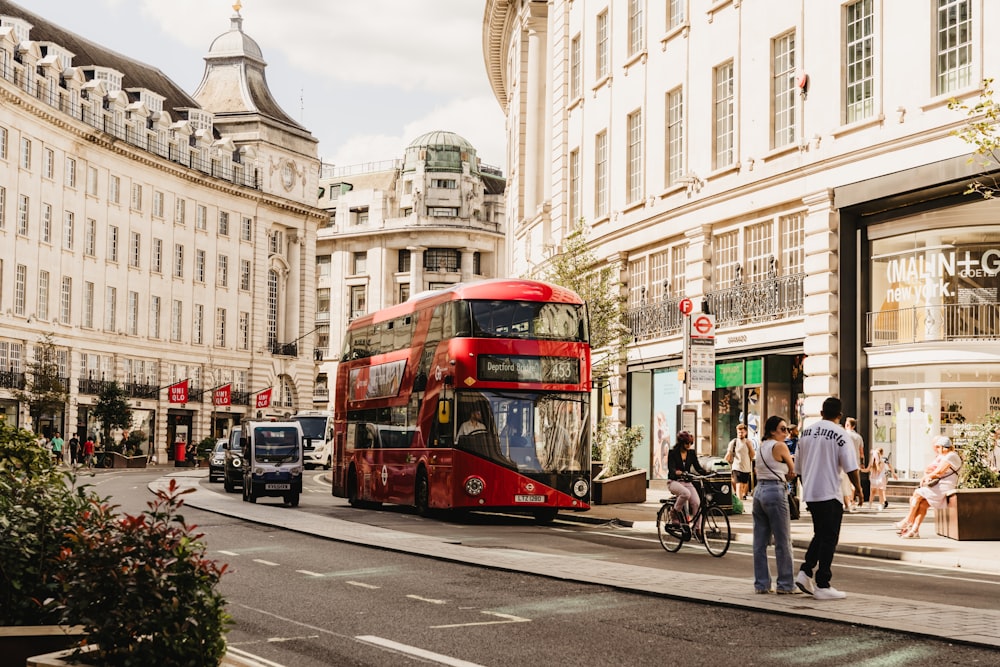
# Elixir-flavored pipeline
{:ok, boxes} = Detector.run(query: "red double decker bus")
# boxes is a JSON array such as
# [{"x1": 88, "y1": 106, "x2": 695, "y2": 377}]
[{"x1": 331, "y1": 279, "x2": 592, "y2": 522}]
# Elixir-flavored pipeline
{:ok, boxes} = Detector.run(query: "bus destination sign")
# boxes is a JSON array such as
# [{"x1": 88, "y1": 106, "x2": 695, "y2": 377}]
[{"x1": 478, "y1": 355, "x2": 579, "y2": 384}]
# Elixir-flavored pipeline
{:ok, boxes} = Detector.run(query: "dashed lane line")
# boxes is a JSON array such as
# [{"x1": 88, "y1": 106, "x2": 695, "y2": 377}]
[
  {"x1": 429, "y1": 611, "x2": 532, "y2": 629},
  {"x1": 346, "y1": 581, "x2": 380, "y2": 589},
  {"x1": 355, "y1": 635, "x2": 485, "y2": 667},
  {"x1": 407, "y1": 594, "x2": 447, "y2": 604},
  {"x1": 253, "y1": 559, "x2": 280, "y2": 566}
]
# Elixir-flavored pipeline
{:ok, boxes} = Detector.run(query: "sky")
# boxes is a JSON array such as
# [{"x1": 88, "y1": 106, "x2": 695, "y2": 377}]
[{"x1": 28, "y1": 0, "x2": 508, "y2": 170}]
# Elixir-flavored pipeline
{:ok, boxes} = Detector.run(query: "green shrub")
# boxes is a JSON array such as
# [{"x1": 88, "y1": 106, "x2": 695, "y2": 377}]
[
  {"x1": 959, "y1": 413, "x2": 1000, "y2": 489},
  {"x1": 600, "y1": 422, "x2": 644, "y2": 478}
]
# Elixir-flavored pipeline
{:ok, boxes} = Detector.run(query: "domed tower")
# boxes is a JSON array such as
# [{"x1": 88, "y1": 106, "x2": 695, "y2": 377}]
[{"x1": 193, "y1": 3, "x2": 318, "y2": 204}]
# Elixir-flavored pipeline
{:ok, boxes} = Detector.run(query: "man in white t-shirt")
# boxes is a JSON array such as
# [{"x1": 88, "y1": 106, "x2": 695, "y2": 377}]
[
  {"x1": 794, "y1": 397, "x2": 862, "y2": 601},
  {"x1": 725, "y1": 424, "x2": 755, "y2": 500}
]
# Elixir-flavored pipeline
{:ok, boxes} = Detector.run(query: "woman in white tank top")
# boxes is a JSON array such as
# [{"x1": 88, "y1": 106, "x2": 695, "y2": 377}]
[{"x1": 751, "y1": 415, "x2": 798, "y2": 594}]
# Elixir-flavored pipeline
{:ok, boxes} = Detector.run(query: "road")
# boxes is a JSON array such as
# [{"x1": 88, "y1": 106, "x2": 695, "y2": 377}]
[{"x1": 82, "y1": 469, "x2": 1000, "y2": 666}]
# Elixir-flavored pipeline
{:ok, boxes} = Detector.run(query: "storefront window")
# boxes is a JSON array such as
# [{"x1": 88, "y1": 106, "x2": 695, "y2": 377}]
[{"x1": 651, "y1": 368, "x2": 681, "y2": 480}]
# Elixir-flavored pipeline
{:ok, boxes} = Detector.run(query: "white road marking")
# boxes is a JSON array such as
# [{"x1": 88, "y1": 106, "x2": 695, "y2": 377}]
[
  {"x1": 224, "y1": 646, "x2": 288, "y2": 667},
  {"x1": 429, "y1": 611, "x2": 531, "y2": 629},
  {"x1": 296, "y1": 570, "x2": 323, "y2": 577},
  {"x1": 253, "y1": 559, "x2": 280, "y2": 566},
  {"x1": 217, "y1": 550, "x2": 240, "y2": 556},
  {"x1": 407, "y1": 594, "x2": 447, "y2": 604},
  {"x1": 346, "y1": 581, "x2": 380, "y2": 589},
  {"x1": 355, "y1": 635, "x2": 485, "y2": 667},
  {"x1": 267, "y1": 635, "x2": 320, "y2": 643}
]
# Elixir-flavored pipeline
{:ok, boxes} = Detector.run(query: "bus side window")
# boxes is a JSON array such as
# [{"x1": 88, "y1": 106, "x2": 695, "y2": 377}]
[{"x1": 453, "y1": 300, "x2": 471, "y2": 337}]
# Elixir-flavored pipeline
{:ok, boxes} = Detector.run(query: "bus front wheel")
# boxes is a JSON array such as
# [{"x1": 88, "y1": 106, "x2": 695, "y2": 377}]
[
  {"x1": 415, "y1": 468, "x2": 430, "y2": 517},
  {"x1": 533, "y1": 508, "x2": 558, "y2": 524},
  {"x1": 347, "y1": 468, "x2": 362, "y2": 508}
]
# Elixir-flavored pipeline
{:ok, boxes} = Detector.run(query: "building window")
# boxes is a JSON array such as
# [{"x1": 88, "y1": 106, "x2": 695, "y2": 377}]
[
  {"x1": 316, "y1": 288, "x2": 330, "y2": 320},
  {"x1": 175, "y1": 197, "x2": 186, "y2": 224},
  {"x1": 85, "y1": 219, "x2": 96, "y2": 256},
  {"x1": 43, "y1": 148, "x2": 54, "y2": 179},
  {"x1": 63, "y1": 211, "x2": 74, "y2": 250},
  {"x1": 595, "y1": 130, "x2": 608, "y2": 218},
  {"x1": 215, "y1": 308, "x2": 226, "y2": 347},
  {"x1": 0, "y1": 186, "x2": 5, "y2": 229},
  {"x1": 713, "y1": 230, "x2": 740, "y2": 290},
  {"x1": 84, "y1": 282, "x2": 94, "y2": 328},
  {"x1": 350, "y1": 285, "x2": 367, "y2": 319},
  {"x1": 217, "y1": 254, "x2": 229, "y2": 287},
  {"x1": 171, "y1": 300, "x2": 182, "y2": 342},
  {"x1": 194, "y1": 304, "x2": 204, "y2": 345},
  {"x1": 568, "y1": 149, "x2": 580, "y2": 225},
  {"x1": 267, "y1": 270, "x2": 279, "y2": 347},
  {"x1": 845, "y1": 0, "x2": 875, "y2": 123},
  {"x1": 42, "y1": 204, "x2": 52, "y2": 244},
  {"x1": 240, "y1": 259, "x2": 251, "y2": 291},
  {"x1": 129, "y1": 231, "x2": 141, "y2": 268},
  {"x1": 105, "y1": 286, "x2": 117, "y2": 331},
  {"x1": 109, "y1": 175, "x2": 120, "y2": 204},
  {"x1": 0, "y1": 126, "x2": 6, "y2": 160},
  {"x1": 65, "y1": 157, "x2": 77, "y2": 188},
  {"x1": 424, "y1": 248, "x2": 459, "y2": 272},
  {"x1": 430, "y1": 179, "x2": 457, "y2": 189},
  {"x1": 20, "y1": 137, "x2": 31, "y2": 170},
  {"x1": 196, "y1": 204, "x2": 207, "y2": 230},
  {"x1": 570, "y1": 34, "x2": 582, "y2": 100},
  {"x1": 218, "y1": 211, "x2": 229, "y2": 236},
  {"x1": 628, "y1": 0, "x2": 644, "y2": 56},
  {"x1": 779, "y1": 212, "x2": 805, "y2": 275},
  {"x1": 317, "y1": 254, "x2": 331, "y2": 279},
  {"x1": 37, "y1": 270, "x2": 50, "y2": 321},
  {"x1": 628, "y1": 257, "x2": 647, "y2": 308},
  {"x1": 353, "y1": 251, "x2": 367, "y2": 275},
  {"x1": 772, "y1": 31, "x2": 796, "y2": 148},
  {"x1": 127, "y1": 291, "x2": 139, "y2": 336},
  {"x1": 626, "y1": 110, "x2": 643, "y2": 204},
  {"x1": 86, "y1": 166, "x2": 98, "y2": 196},
  {"x1": 668, "y1": 0, "x2": 686, "y2": 29},
  {"x1": 596, "y1": 10, "x2": 609, "y2": 80},
  {"x1": 16, "y1": 195, "x2": 28, "y2": 236},
  {"x1": 713, "y1": 60, "x2": 735, "y2": 169},
  {"x1": 60, "y1": 276, "x2": 71, "y2": 325},
  {"x1": 153, "y1": 191, "x2": 164, "y2": 218},
  {"x1": 398, "y1": 249, "x2": 411, "y2": 273},
  {"x1": 649, "y1": 251, "x2": 669, "y2": 302},
  {"x1": 241, "y1": 216, "x2": 252, "y2": 241},
  {"x1": 429, "y1": 207, "x2": 458, "y2": 217},
  {"x1": 151, "y1": 295, "x2": 161, "y2": 339},
  {"x1": 130, "y1": 183, "x2": 143, "y2": 211},
  {"x1": 152, "y1": 237, "x2": 163, "y2": 273},
  {"x1": 399, "y1": 283, "x2": 410, "y2": 304},
  {"x1": 239, "y1": 312, "x2": 250, "y2": 350},
  {"x1": 195, "y1": 249, "x2": 206, "y2": 283},
  {"x1": 350, "y1": 207, "x2": 369, "y2": 226},
  {"x1": 14, "y1": 264, "x2": 26, "y2": 315},
  {"x1": 269, "y1": 229, "x2": 283, "y2": 255},
  {"x1": 666, "y1": 87, "x2": 684, "y2": 186},
  {"x1": 744, "y1": 220, "x2": 774, "y2": 283},
  {"x1": 174, "y1": 244, "x2": 184, "y2": 278},
  {"x1": 936, "y1": 0, "x2": 972, "y2": 95},
  {"x1": 671, "y1": 245, "x2": 687, "y2": 297},
  {"x1": 108, "y1": 225, "x2": 119, "y2": 263}
]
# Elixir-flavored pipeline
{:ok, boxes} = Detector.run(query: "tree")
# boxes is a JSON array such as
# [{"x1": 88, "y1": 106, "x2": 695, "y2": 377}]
[
  {"x1": 13, "y1": 332, "x2": 68, "y2": 434},
  {"x1": 92, "y1": 382, "x2": 133, "y2": 452},
  {"x1": 949, "y1": 77, "x2": 1000, "y2": 198},
  {"x1": 533, "y1": 219, "x2": 629, "y2": 384}
]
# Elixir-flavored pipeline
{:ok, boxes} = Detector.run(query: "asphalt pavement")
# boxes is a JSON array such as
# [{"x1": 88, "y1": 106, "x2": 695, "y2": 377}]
[{"x1": 152, "y1": 470, "x2": 1000, "y2": 652}]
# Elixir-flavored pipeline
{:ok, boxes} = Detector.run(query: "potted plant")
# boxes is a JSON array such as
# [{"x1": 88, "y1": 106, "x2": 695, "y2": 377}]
[
  {"x1": 592, "y1": 423, "x2": 646, "y2": 504},
  {"x1": 935, "y1": 413, "x2": 1000, "y2": 541},
  {"x1": 196, "y1": 436, "x2": 217, "y2": 468}
]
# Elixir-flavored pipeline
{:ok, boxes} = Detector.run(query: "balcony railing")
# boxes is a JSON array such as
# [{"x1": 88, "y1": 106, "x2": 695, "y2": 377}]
[
  {"x1": 866, "y1": 302, "x2": 1000, "y2": 347},
  {"x1": 271, "y1": 342, "x2": 298, "y2": 357},
  {"x1": 231, "y1": 391, "x2": 251, "y2": 406},
  {"x1": 0, "y1": 369, "x2": 26, "y2": 390},
  {"x1": 125, "y1": 382, "x2": 159, "y2": 399},
  {"x1": 706, "y1": 273, "x2": 805, "y2": 328},
  {"x1": 78, "y1": 377, "x2": 117, "y2": 395},
  {"x1": 626, "y1": 296, "x2": 685, "y2": 342}
]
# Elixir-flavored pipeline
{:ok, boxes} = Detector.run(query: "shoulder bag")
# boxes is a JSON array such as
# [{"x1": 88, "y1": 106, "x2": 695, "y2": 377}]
[{"x1": 759, "y1": 442, "x2": 799, "y2": 520}]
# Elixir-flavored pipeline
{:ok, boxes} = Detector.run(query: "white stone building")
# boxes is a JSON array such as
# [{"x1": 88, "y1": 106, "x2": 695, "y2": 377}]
[
  {"x1": 314, "y1": 131, "x2": 506, "y2": 404},
  {"x1": 483, "y1": 0, "x2": 1000, "y2": 481},
  {"x1": 0, "y1": 1, "x2": 324, "y2": 460}
]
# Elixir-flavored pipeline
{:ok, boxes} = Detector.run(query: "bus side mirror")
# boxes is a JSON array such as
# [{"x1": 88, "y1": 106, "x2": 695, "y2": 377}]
[
  {"x1": 438, "y1": 400, "x2": 451, "y2": 424},
  {"x1": 240, "y1": 436, "x2": 249, "y2": 450}
]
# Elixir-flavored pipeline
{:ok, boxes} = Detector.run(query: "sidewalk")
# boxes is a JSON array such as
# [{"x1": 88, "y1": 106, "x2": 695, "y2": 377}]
[
  {"x1": 158, "y1": 471, "x2": 1000, "y2": 651},
  {"x1": 568, "y1": 488, "x2": 1000, "y2": 574}
]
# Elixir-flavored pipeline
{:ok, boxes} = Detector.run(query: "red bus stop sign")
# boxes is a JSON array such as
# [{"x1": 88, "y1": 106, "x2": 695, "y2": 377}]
[
  {"x1": 693, "y1": 314, "x2": 714, "y2": 337},
  {"x1": 679, "y1": 298, "x2": 694, "y2": 315}
]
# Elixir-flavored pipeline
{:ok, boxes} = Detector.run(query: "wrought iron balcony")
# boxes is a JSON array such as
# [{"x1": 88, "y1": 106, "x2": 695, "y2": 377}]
[
  {"x1": 866, "y1": 302, "x2": 1000, "y2": 347},
  {"x1": 270, "y1": 341, "x2": 298, "y2": 357},
  {"x1": 125, "y1": 382, "x2": 159, "y2": 399},
  {"x1": 706, "y1": 272, "x2": 805, "y2": 328},
  {"x1": 0, "y1": 369, "x2": 26, "y2": 390},
  {"x1": 232, "y1": 391, "x2": 251, "y2": 406},
  {"x1": 78, "y1": 377, "x2": 116, "y2": 395},
  {"x1": 626, "y1": 296, "x2": 685, "y2": 342}
]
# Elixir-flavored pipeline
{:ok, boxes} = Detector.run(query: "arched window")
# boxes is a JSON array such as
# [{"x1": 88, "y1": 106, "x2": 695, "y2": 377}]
[{"x1": 280, "y1": 376, "x2": 295, "y2": 408}]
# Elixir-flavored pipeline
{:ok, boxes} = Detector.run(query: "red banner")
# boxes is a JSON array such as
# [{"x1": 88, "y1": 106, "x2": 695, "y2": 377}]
[
  {"x1": 213, "y1": 384, "x2": 232, "y2": 406},
  {"x1": 255, "y1": 387, "x2": 272, "y2": 409},
  {"x1": 168, "y1": 379, "x2": 189, "y2": 404}
]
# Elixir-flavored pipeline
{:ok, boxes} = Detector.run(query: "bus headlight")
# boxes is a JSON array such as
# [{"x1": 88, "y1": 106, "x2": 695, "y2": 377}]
[
  {"x1": 572, "y1": 478, "x2": 589, "y2": 498},
  {"x1": 464, "y1": 476, "x2": 485, "y2": 497},
  {"x1": 289, "y1": 466, "x2": 303, "y2": 476}
]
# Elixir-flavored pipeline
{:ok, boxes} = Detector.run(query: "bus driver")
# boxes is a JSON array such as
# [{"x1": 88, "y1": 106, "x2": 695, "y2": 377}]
[{"x1": 458, "y1": 410, "x2": 487, "y2": 437}]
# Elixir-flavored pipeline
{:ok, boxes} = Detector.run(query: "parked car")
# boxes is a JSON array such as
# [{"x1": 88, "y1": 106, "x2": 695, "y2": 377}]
[
  {"x1": 223, "y1": 426, "x2": 244, "y2": 493},
  {"x1": 208, "y1": 438, "x2": 227, "y2": 482}
]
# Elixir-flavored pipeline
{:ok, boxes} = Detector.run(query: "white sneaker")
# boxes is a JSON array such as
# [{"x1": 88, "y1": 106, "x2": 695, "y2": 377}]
[
  {"x1": 813, "y1": 586, "x2": 847, "y2": 600},
  {"x1": 795, "y1": 571, "x2": 814, "y2": 595}
]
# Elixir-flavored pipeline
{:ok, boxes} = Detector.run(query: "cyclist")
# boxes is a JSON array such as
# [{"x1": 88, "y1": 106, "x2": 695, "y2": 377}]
[{"x1": 667, "y1": 430, "x2": 710, "y2": 537}]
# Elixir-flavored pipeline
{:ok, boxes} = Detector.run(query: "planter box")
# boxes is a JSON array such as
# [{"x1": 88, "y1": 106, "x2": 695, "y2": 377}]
[
  {"x1": 592, "y1": 469, "x2": 647, "y2": 505},
  {"x1": 935, "y1": 488, "x2": 1000, "y2": 541},
  {"x1": 108, "y1": 453, "x2": 148, "y2": 469},
  {"x1": 0, "y1": 625, "x2": 85, "y2": 667}
]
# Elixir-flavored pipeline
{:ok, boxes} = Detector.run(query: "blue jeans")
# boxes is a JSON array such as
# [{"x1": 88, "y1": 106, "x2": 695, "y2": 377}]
[{"x1": 752, "y1": 481, "x2": 794, "y2": 592}]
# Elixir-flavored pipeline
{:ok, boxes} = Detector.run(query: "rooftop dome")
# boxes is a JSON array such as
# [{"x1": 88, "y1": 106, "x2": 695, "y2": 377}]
[
  {"x1": 407, "y1": 130, "x2": 475, "y2": 151},
  {"x1": 207, "y1": 14, "x2": 263, "y2": 62}
]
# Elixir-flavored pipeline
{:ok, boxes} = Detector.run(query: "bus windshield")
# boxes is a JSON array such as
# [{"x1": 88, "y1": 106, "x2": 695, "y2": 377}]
[
  {"x1": 253, "y1": 426, "x2": 300, "y2": 463},
  {"x1": 465, "y1": 300, "x2": 587, "y2": 342},
  {"x1": 454, "y1": 391, "x2": 589, "y2": 474}
]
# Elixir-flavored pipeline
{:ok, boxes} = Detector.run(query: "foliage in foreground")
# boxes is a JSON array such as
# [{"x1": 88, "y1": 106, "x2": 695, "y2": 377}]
[{"x1": 958, "y1": 413, "x2": 1000, "y2": 489}]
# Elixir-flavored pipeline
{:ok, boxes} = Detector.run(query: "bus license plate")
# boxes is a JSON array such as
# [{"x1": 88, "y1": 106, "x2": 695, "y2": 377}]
[
  {"x1": 515, "y1": 494, "x2": 545, "y2": 503},
  {"x1": 265, "y1": 483, "x2": 290, "y2": 490}
]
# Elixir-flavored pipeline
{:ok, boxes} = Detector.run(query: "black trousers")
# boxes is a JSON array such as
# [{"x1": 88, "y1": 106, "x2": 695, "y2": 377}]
[{"x1": 800, "y1": 498, "x2": 844, "y2": 589}]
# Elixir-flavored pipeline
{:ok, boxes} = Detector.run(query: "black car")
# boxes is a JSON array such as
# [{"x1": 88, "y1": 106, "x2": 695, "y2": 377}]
[
  {"x1": 208, "y1": 438, "x2": 227, "y2": 482},
  {"x1": 223, "y1": 426, "x2": 244, "y2": 493}
]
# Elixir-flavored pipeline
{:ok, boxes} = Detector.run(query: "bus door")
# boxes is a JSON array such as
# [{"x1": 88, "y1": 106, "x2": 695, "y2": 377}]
[{"x1": 350, "y1": 422, "x2": 381, "y2": 502}]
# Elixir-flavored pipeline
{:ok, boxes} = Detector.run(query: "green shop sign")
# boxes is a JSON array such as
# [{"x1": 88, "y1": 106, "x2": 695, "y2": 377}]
[{"x1": 716, "y1": 362, "x2": 744, "y2": 388}]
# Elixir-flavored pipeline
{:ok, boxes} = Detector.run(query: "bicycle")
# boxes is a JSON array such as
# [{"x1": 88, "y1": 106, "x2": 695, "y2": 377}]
[{"x1": 656, "y1": 474, "x2": 732, "y2": 557}]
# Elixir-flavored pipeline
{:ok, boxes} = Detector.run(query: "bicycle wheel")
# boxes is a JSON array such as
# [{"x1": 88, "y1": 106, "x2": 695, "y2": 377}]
[
  {"x1": 701, "y1": 505, "x2": 731, "y2": 557},
  {"x1": 656, "y1": 505, "x2": 684, "y2": 553}
]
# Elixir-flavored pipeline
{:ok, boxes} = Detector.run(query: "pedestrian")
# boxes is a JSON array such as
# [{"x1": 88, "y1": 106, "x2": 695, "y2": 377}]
[
  {"x1": 864, "y1": 447, "x2": 895, "y2": 511},
  {"x1": 725, "y1": 423, "x2": 755, "y2": 500},
  {"x1": 50, "y1": 432, "x2": 64, "y2": 465},
  {"x1": 83, "y1": 436, "x2": 95, "y2": 468},
  {"x1": 752, "y1": 416, "x2": 798, "y2": 595},
  {"x1": 843, "y1": 418, "x2": 865, "y2": 512},
  {"x1": 989, "y1": 427, "x2": 1000, "y2": 473},
  {"x1": 69, "y1": 434, "x2": 80, "y2": 466},
  {"x1": 894, "y1": 436, "x2": 962, "y2": 539},
  {"x1": 784, "y1": 424, "x2": 799, "y2": 457},
  {"x1": 794, "y1": 396, "x2": 862, "y2": 600}
]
